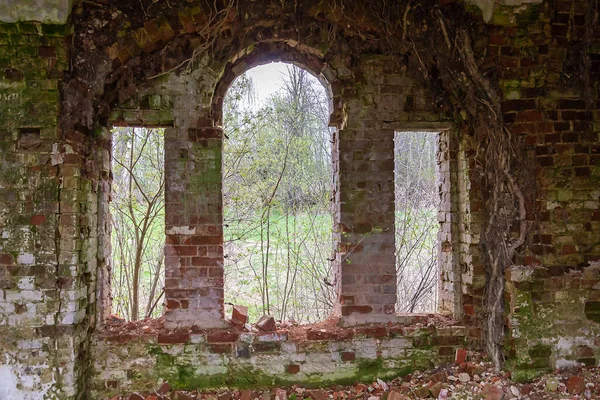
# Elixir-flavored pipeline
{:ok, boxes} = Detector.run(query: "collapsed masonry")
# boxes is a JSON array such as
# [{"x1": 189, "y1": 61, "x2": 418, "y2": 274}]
[{"x1": 0, "y1": 0, "x2": 598, "y2": 398}]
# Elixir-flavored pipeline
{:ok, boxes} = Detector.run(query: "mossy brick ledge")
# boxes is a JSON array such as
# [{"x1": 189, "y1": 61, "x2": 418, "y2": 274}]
[{"x1": 91, "y1": 321, "x2": 466, "y2": 398}]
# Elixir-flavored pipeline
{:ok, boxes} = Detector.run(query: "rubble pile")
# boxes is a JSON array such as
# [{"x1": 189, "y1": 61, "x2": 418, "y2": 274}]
[{"x1": 111, "y1": 361, "x2": 600, "y2": 400}]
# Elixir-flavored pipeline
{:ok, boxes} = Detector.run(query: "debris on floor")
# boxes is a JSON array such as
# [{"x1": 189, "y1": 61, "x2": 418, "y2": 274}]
[{"x1": 111, "y1": 361, "x2": 600, "y2": 400}]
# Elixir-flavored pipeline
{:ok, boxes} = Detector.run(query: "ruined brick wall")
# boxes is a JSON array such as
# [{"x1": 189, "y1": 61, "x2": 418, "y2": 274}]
[
  {"x1": 333, "y1": 56, "x2": 454, "y2": 324},
  {"x1": 0, "y1": 0, "x2": 599, "y2": 398},
  {"x1": 489, "y1": 0, "x2": 600, "y2": 379},
  {"x1": 91, "y1": 317, "x2": 467, "y2": 398},
  {"x1": 86, "y1": 43, "x2": 479, "y2": 396},
  {"x1": 0, "y1": 22, "x2": 95, "y2": 398},
  {"x1": 506, "y1": 264, "x2": 600, "y2": 381}
]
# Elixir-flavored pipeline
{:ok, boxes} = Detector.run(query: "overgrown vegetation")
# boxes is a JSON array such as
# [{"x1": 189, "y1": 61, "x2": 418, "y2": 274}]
[
  {"x1": 222, "y1": 65, "x2": 334, "y2": 324},
  {"x1": 110, "y1": 127, "x2": 165, "y2": 321},
  {"x1": 394, "y1": 131, "x2": 440, "y2": 313}
]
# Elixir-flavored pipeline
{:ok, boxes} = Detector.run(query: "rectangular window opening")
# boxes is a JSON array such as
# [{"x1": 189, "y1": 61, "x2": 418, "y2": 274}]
[
  {"x1": 394, "y1": 131, "x2": 442, "y2": 314},
  {"x1": 109, "y1": 126, "x2": 165, "y2": 321}
]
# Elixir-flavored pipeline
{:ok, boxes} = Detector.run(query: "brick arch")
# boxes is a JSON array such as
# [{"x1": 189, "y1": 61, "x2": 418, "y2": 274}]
[
  {"x1": 209, "y1": 40, "x2": 345, "y2": 128},
  {"x1": 75, "y1": 2, "x2": 356, "y2": 134}
]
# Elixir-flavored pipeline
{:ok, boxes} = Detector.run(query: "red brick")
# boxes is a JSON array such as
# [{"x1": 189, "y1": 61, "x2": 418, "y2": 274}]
[
  {"x1": 156, "y1": 382, "x2": 171, "y2": 395},
  {"x1": 360, "y1": 326, "x2": 388, "y2": 338},
  {"x1": 455, "y1": 348, "x2": 467, "y2": 364},
  {"x1": 256, "y1": 315, "x2": 276, "y2": 332},
  {"x1": 286, "y1": 364, "x2": 300, "y2": 374},
  {"x1": 464, "y1": 304, "x2": 475, "y2": 316},
  {"x1": 562, "y1": 244, "x2": 577, "y2": 255},
  {"x1": 190, "y1": 235, "x2": 222, "y2": 245},
  {"x1": 231, "y1": 305, "x2": 248, "y2": 326},
  {"x1": 307, "y1": 329, "x2": 337, "y2": 340},
  {"x1": 188, "y1": 128, "x2": 222, "y2": 140},
  {"x1": 105, "y1": 334, "x2": 134, "y2": 344},
  {"x1": 341, "y1": 305, "x2": 372, "y2": 316},
  {"x1": 165, "y1": 298, "x2": 180, "y2": 309},
  {"x1": 172, "y1": 392, "x2": 194, "y2": 400},
  {"x1": 38, "y1": 46, "x2": 56, "y2": 58},
  {"x1": 190, "y1": 257, "x2": 221, "y2": 267},
  {"x1": 0, "y1": 254, "x2": 13, "y2": 265},
  {"x1": 209, "y1": 343, "x2": 232, "y2": 353},
  {"x1": 207, "y1": 330, "x2": 239, "y2": 343},
  {"x1": 562, "y1": 133, "x2": 579, "y2": 142},
  {"x1": 341, "y1": 351, "x2": 355, "y2": 361},
  {"x1": 567, "y1": 376, "x2": 585, "y2": 395},
  {"x1": 501, "y1": 99, "x2": 536, "y2": 113},
  {"x1": 489, "y1": 35, "x2": 507, "y2": 45},
  {"x1": 174, "y1": 246, "x2": 197, "y2": 256},
  {"x1": 30, "y1": 214, "x2": 47, "y2": 225},
  {"x1": 558, "y1": 99, "x2": 586, "y2": 109},
  {"x1": 498, "y1": 56, "x2": 518, "y2": 68},
  {"x1": 158, "y1": 332, "x2": 190, "y2": 344},
  {"x1": 518, "y1": 110, "x2": 543, "y2": 122}
]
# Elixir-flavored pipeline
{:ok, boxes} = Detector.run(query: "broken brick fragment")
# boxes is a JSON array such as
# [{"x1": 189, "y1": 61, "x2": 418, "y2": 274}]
[
  {"x1": 156, "y1": 382, "x2": 171, "y2": 395},
  {"x1": 274, "y1": 388, "x2": 287, "y2": 400},
  {"x1": 231, "y1": 305, "x2": 249, "y2": 326},
  {"x1": 429, "y1": 382, "x2": 446, "y2": 398},
  {"x1": 386, "y1": 390, "x2": 402, "y2": 400},
  {"x1": 255, "y1": 315, "x2": 276, "y2": 332},
  {"x1": 455, "y1": 348, "x2": 467, "y2": 364},
  {"x1": 309, "y1": 390, "x2": 327, "y2": 400},
  {"x1": 481, "y1": 384, "x2": 504, "y2": 400},
  {"x1": 108, "y1": 314, "x2": 125, "y2": 324},
  {"x1": 412, "y1": 386, "x2": 430, "y2": 398},
  {"x1": 567, "y1": 376, "x2": 585, "y2": 394}
]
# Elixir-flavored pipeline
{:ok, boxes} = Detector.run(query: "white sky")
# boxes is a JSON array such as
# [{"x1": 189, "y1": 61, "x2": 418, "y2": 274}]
[
  {"x1": 243, "y1": 62, "x2": 289, "y2": 104},
  {"x1": 238, "y1": 61, "x2": 326, "y2": 108}
]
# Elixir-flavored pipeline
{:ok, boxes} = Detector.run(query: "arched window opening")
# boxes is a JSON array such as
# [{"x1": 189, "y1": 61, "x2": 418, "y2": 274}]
[
  {"x1": 110, "y1": 127, "x2": 165, "y2": 321},
  {"x1": 223, "y1": 63, "x2": 334, "y2": 324},
  {"x1": 394, "y1": 131, "x2": 441, "y2": 313}
]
